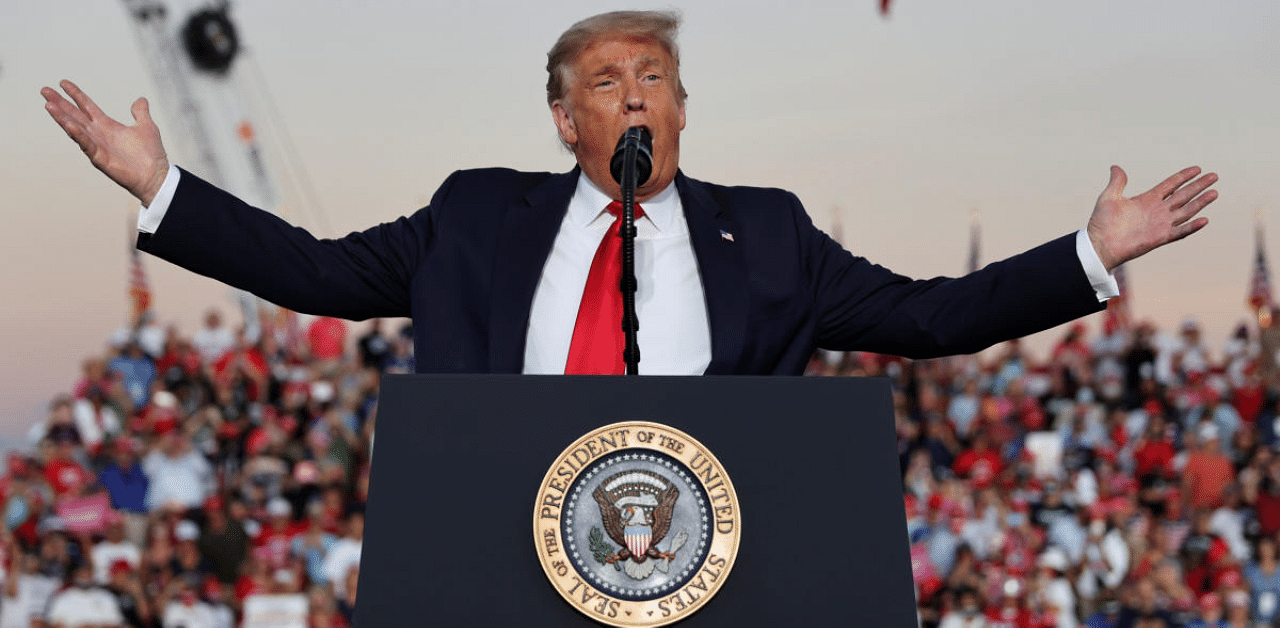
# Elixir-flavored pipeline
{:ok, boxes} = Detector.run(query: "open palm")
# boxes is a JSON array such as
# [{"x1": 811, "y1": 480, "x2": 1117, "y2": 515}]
[
  {"x1": 41, "y1": 79, "x2": 170, "y2": 206},
  {"x1": 1087, "y1": 165, "x2": 1218, "y2": 271}
]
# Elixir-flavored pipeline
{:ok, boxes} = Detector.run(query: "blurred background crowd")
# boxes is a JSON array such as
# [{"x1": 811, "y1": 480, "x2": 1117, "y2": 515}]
[
  {"x1": 11, "y1": 294, "x2": 1280, "y2": 628},
  {"x1": 804, "y1": 312, "x2": 1280, "y2": 628},
  {"x1": 2, "y1": 306, "x2": 404, "y2": 628}
]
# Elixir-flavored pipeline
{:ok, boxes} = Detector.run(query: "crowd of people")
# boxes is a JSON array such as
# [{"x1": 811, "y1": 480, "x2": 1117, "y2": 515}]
[
  {"x1": 11, "y1": 297, "x2": 1278, "y2": 628},
  {"x1": 5, "y1": 307, "x2": 407, "y2": 628},
  {"x1": 804, "y1": 314, "x2": 1280, "y2": 628}
]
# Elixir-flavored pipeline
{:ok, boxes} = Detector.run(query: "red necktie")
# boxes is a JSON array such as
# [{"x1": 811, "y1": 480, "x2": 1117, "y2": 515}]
[{"x1": 565, "y1": 201, "x2": 644, "y2": 374}]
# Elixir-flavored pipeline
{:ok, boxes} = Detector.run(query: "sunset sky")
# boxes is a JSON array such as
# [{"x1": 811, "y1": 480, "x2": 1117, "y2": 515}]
[{"x1": 1, "y1": 0, "x2": 1276, "y2": 435}]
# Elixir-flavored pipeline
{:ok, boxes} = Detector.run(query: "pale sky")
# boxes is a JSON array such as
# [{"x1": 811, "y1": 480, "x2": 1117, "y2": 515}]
[{"x1": 1, "y1": 0, "x2": 1277, "y2": 435}]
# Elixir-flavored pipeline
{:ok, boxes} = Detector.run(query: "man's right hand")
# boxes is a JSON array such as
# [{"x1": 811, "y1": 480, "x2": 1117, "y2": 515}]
[{"x1": 41, "y1": 80, "x2": 170, "y2": 207}]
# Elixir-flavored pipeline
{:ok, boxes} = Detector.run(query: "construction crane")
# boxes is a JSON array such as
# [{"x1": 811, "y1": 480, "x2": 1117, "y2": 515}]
[
  {"x1": 122, "y1": 0, "x2": 279, "y2": 213},
  {"x1": 123, "y1": 0, "x2": 287, "y2": 336}
]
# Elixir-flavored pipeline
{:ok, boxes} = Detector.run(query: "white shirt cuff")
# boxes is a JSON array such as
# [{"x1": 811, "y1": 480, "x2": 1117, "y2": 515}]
[
  {"x1": 137, "y1": 164, "x2": 180, "y2": 234},
  {"x1": 1075, "y1": 229, "x2": 1119, "y2": 302}
]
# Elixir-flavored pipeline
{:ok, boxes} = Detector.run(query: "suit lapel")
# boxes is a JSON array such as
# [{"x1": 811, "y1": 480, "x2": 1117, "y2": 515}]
[
  {"x1": 488, "y1": 169, "x2": 578, "y2": 373},
  {"x1": 678, "y1": 173, "x2": 748, "y2": 375}
]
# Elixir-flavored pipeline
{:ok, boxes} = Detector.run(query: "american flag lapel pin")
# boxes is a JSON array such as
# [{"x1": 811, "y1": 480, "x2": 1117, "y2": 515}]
[{"x1": 719, "y1": 229, "x2": 734, "y2": 242}]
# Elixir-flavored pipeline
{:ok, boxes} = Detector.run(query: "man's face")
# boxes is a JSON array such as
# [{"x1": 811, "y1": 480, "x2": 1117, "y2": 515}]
[{"x1": 552, "y1": 36, "x2": 686, "y2": 202}]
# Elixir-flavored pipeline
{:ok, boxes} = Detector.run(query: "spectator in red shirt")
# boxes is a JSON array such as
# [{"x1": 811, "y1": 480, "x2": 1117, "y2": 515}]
[
  {"x1": 211, "y1": 329, "x2": 269, "y2": 403},
  {"x1": 253, "y1": 497, "x2": 306, "y2": 569},
  {"x1": 1133, "y1": 413, "x2": 1176, "y2": 481},
  {"x1": 1231, "y1": 362, "x2": 1265, "y2": 425},
  {"x1": 1183, "y1": 423, "x2": 1235, "y2": 512},
  {"x1": 1181, "y1": 509, "x2": 1232, "y2": 596},
  {"x1": 1243, "y1": 451, "x2": 1280, "y2": 537},
  {"x1": 42, "y1": 426, "x2": 92, "y2": 502},
  {"x1": 954, "y1": 430, "x2": 1003, "y2": 489},
  {"x1": 999, "y1": 507, "x2": 1043, "y2": 578},
  {"x1": 155, "y1": 335, "x2": 203, "y2": 391},
  {"x1": 139, "y1": 390, "x2": 181, "y2": 438}
]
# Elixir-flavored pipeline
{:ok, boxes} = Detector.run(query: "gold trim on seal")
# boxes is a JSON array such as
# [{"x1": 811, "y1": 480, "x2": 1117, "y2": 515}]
[{"x1": 533, "y1": 421, "x2": 741, "y2": 627}]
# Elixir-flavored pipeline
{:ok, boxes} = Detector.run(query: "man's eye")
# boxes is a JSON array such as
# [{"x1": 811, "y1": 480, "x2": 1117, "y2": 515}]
[
  {"x1": 596, "y1": 79, "x2": 615, "y2": 88},
  {"x1": 643, "y1": 74, "x2": 661, "y2": 82}
]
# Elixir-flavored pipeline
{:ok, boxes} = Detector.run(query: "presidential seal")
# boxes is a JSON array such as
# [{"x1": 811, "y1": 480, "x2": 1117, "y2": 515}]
[{"x1": 534, "y1": 422, "x2": 740, "y2": 627}]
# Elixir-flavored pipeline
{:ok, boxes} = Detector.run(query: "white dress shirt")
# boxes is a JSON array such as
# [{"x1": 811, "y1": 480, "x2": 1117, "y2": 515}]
[
  {"x1": 139, "y1": 166, "x2": 1117, "y2": 374},
  {"x1": 523, "y1": 173, "x2": 711, "y2": 374}
]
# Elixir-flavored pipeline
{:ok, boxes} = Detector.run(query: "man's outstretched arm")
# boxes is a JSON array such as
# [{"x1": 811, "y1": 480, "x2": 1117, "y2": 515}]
[
  {"x1": 41, "y1": 79, "x2": 169, "y2": 206},
  {"x1": 41, "y1": 79, "x2": 423, "y2": 321},
  {"x1": 804, "y1": 165, "x2": 1219, "y2": 359}
]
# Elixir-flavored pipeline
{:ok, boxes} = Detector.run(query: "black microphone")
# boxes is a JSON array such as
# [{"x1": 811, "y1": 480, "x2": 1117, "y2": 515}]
[{"x1": 609, "y1": 127, "x2": 653, "y2": 187}]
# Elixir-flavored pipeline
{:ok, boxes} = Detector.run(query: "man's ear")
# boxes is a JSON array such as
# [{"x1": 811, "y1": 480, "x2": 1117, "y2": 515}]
[{"x1": 551, "y1": 100, "x2": 578, "y2": 146}]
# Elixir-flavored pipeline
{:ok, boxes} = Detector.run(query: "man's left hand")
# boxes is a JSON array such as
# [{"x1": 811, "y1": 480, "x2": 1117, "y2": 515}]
[{"x1": 1087, "y1": 165, "x2": 1218, "y2": 271}]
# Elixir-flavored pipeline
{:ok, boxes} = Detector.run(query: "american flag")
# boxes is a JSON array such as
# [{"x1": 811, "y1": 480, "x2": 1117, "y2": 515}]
[
  {"x1": 128, "y1": 247, "x2": 151, "y2": 321},
  {"x1": 1249, "y1": 223, "x2": 1273, "y2": 315}
]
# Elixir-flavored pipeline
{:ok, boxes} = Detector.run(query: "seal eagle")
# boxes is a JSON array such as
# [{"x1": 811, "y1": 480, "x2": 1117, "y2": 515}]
[{"x1": 592, "y1": 471, "x2": 679, "y2": 565}]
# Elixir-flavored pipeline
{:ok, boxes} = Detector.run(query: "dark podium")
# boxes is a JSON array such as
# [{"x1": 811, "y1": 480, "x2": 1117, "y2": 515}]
[{"x1": 355, "y1": 375, "x2": 916, "y2": 627}]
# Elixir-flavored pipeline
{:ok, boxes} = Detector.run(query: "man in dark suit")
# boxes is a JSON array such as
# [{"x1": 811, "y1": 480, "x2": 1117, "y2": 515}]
[{"x1": 41, "y1": 11, "x2": 1218, "y2": 375}]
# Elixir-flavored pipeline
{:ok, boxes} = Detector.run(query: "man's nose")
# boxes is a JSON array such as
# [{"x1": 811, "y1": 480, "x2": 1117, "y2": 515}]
[{"x1": 623, "y1": 77, "x2": 645, "y2": 111}]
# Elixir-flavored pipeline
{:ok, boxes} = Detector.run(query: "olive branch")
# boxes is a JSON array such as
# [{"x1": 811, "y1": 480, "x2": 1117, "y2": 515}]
[{"x1": 589, "y1": 526, "x2": 614, "y2": 565}]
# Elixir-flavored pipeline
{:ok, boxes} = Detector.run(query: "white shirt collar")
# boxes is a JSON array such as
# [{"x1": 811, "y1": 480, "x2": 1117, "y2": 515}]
[{"x1": 569, "y1": 171, "x2": 679, "y2": 233}]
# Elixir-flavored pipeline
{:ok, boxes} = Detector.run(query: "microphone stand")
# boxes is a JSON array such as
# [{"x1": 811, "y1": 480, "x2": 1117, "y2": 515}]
[{"x1": 619, "y1": 139, "x2": 641, "y2": 376}]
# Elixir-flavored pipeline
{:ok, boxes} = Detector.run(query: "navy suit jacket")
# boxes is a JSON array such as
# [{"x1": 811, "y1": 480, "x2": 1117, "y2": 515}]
[{"x1": 138, "y1": 167, "x2": 1104, "y2": 375}]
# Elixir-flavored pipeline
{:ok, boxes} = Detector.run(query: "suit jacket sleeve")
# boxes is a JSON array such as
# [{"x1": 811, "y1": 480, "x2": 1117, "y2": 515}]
[
  {"x1": 790, "y1": 195, "x2": 1105, "y2": 358},
  {"x1": 136, "y1": 167, "x2": 454, "y2": 320}
]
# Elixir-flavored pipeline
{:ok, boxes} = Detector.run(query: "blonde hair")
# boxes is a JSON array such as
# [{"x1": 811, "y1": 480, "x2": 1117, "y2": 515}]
[{"x1": 545, "y1": 10, "x2": 688, "y2": 107}]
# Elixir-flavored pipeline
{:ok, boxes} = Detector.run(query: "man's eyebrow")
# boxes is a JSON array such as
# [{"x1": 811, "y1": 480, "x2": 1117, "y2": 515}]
[
  {"x1": 635, "y1": 55, "x2": 661, "y2": 70},
  {"x1": 590, "y1": 63, "x2": 621, "y2": 77}
]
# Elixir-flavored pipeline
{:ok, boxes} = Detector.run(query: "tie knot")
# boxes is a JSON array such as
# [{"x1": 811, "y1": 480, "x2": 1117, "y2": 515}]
[{"x1": 606, "y1": 201, "x2": 644, "y2": 220}]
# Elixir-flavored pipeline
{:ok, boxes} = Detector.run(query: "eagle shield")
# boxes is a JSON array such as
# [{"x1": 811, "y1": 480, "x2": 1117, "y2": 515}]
[{"x1": 625, "y1": 524, "x2": 651, "y2": 559}]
